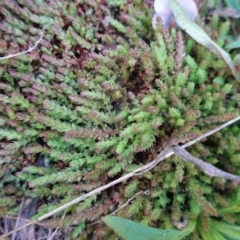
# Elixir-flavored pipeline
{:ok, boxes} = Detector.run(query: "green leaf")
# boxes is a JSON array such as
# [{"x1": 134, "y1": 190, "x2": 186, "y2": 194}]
[
  {"x1": 176, "y1": 118, "x2": 185, "y2": 127},
  {"x1": 224, "y1": 0, "x2": 240, "y2": 14},
  {"x1": 169, "y1": 0, "x2": 239, "y2": 81},
  {"x1": 198, "y1": 223, "x2": 215, "y2": 240},
  {"x1": 169, "y1": 108, "x2": 181, "y2": 118},
  {"x1": 72, "y1": 222, "x2": 85, "y2": 238},
  {"x1": 211, "y1": 220, "x2": 240, "y2": 240},
  {"x1": 226, "y1": 41, "x2": 240, "y2": 50},
  {"x1": 102, "y1": 216, "x2": 183, "y2": 240},
  {"x1": 213, "y1": 77, "x2": 224, "y2": 85}
]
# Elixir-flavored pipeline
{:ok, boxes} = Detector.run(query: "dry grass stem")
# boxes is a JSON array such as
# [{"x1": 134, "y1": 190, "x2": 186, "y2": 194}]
[
  {"x1": 1, "y1": 115, "x2": 240, "y2": 239},
  {"x1": 172, "y1": 146, "x2": 240, "y2": 180},
  {"x1": 48, "y1": 212, "x2": 66, "y2": 240},
  {"x1": 11, "y1": 198, "x2": 24, "y2": 240},
  {"x1": 0, "y1": 27, "x2": 46, "y2": 60},
  {"x1": 110, "y1": 190, "x2": 150, "y2": 216}
]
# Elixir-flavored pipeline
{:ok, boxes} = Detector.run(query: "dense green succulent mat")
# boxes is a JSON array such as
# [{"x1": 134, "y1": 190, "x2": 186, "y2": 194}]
[{"x1": 0, "y1": 0, "x2": 240, "y2": 239}]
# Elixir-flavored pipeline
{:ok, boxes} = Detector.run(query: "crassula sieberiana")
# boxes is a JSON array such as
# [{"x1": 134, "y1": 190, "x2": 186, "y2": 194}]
[{"x1": 0, "y1": 0, "x2": 240, "y2": 239}]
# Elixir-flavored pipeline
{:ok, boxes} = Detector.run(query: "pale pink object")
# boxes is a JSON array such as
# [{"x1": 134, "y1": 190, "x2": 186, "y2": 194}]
[{"x1": 152, "y1": 0, "x2": 198, "y2": 28}]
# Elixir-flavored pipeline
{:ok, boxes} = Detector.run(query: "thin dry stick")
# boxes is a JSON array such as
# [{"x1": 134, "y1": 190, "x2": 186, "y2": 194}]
[
  {"x1": 0, "y1": 216, "x2": 49, "y2": 228},
  {"x1": 172, "y1": 146, "x2": 240, "y2": 180},
  {"x1": 48, "y1": 212, "x2": 66, "y2": 240},
  {"x1": 182, "y1": 115, "x2": 240, "y2": 148},
  {"x1": 11, "y1": 197, "x2": 24, "y2": 240},
  {"x1": 110, "y1": 190, "x2": 150, "y2": 216},
  {"x1": 90, "y1": 190, "x2": 150, "y2": 226},
  {"x1": 0, "y1": 27, "x2": 46, "y2": 60},
  {"x1": 134, "y1": 115, "x2": 240, "y2": 175},
  {"x1": 3, "y1": 218, "x2": 8, "y2": 234},
  {"x1": 1, "y1": 115, "x2": 240, "y2": 239}
]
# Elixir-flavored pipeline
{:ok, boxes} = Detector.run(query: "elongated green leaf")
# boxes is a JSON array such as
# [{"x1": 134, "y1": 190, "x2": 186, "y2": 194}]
[
  {"x1": 210, "y1": 227, "x2": 228, "y2": 240},
  {"x1": 199, "y1": 229, "x2": 215, "y2": 240},
  {"x1": 169, "y1": 0, "x2": 239, "y2": 80},
  {"x1": 211, "y1": 220, "x2": 240, "y2": 240},
  {"x1": 224, "y1": 0, "x2": 240, "y2": 14},
  {"x1": 226, "y1": 40, "x2": 240, "y2": 50},
  {"x1": 218, "y1": 205, "x2": 240, "y2": 215},
  {"x1": 102, "y1": 216, "x2": 182, "y2": 240},
  {"x1": 197, "y1": 221, "x2": 214, "y2": 240}
]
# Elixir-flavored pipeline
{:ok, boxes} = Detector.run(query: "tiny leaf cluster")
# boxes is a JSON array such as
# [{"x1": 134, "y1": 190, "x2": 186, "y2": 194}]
[{"x1": 0, "y1": 0, "x2": 240, "y2": 239}]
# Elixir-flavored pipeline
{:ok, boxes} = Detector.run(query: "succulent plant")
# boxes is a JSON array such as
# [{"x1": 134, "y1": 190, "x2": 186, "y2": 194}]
[{"x1": 0, "y1": 0, "x2": 240, "y2": 239}]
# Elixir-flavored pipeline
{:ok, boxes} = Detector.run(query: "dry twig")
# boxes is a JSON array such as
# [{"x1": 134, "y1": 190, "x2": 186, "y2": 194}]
[
  {"x1": 11, "y1": 198, "x2": 24, "y2": 240},
  {"x1": 48, "y1": 212, "x2": 66, "y2": 240},
  {"x1": 1, "y1": 115, "x2": 240, "y2": 239},
  {"x1": 0, "y1": 27, "x2": 46, "y2": 60},
  {"x1": 172, "y1": 146, "x2": 240, "y2": 180}
]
